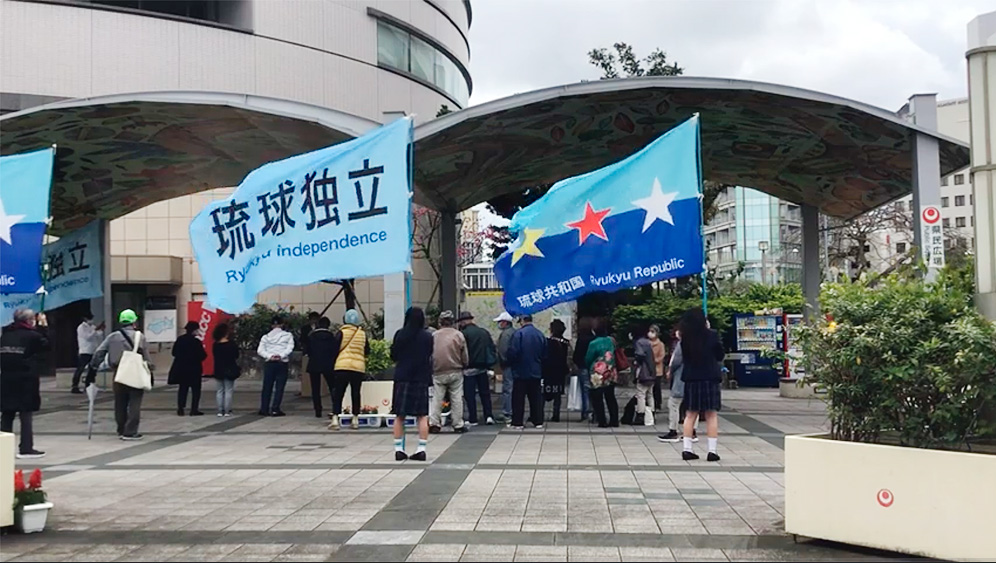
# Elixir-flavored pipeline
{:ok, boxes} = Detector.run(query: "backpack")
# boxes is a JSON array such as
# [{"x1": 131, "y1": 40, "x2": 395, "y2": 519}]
[{"x1": 620, "y1": 396, "x2": 638, "y2": 425}]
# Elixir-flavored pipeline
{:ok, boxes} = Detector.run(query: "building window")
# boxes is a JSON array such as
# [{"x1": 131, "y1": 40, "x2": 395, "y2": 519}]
[
  {"x1": 970, "y1": 194, "x2": 974, "y2": 205},
  {"x1": 954, "y1": 174, "x2": 965, "y2": 185},
  {"x1": 374, "y1": 19, "x2": 470, "y2": 105},
  {"x1": 943, "y1": 218, "x2": 950, "y2": 227},
  {"x1": 942, "y1": 197, "x2": 949, "y2": 208},
  {"x1": 896, "y1": 242, "x2": 906, "y2": 254},
  {"x1": 955, "y1": 195, "x2": 965, "y2": 207},
  {"x1": 956, "y1": 217, "x2": 966, "y2": 228},
  {"x1": 941, "y1": 176, "x2": 948, "y2": 186},
  {"x1": 88, "y1": 1, "x2": 249, "y2": 30},
  {"x1": 971, "y1": 216, "x2": 974, "y2": 227},
  {"x1": 895, "y1": 200, "x2": 904, "y2": 212}
]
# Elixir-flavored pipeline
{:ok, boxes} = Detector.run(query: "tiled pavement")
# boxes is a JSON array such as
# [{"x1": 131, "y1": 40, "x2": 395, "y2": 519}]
[{"x1": 1, "y1": 379, "x2": 917, "y2": 562}]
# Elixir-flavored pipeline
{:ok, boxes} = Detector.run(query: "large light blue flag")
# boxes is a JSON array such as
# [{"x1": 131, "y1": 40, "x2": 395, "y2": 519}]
[
  {"x1": 2, "y1": 221, "x2": 104, "y2": 319},
  {"x1": 0, "y1": 148, "x2": 54, "y2": 294},
  {"x1": 40, "y1": 221, "x2": 104, "y2": 309},
  {"x1": 190, "y1": 118, "x2": 414, "y2": 313},
  {"x1": 494, "y1": 116, "x2": 704, "y2": 315}
]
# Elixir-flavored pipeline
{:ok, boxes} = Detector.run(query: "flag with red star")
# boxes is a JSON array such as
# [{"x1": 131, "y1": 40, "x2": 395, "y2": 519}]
[{"x1": 494, "y1": 116, "x2": 704, "y2": 315}]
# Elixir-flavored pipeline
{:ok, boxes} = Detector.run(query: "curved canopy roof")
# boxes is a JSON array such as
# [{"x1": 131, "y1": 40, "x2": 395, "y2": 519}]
[
  {"x1": 0, "y1": 92, "x2": 378, "y2": 235},
  {"x1": 0, "y1": 78, "x2": 971, "y2": 236},
  {"x1": 412, "y1": 77, "x2": 970, "y2": 219}
]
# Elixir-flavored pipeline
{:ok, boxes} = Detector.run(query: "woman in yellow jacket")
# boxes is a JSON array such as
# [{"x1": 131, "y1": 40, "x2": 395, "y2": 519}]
[{"x1": 330, "y1": 309, "x2": 370, "y2": 430}]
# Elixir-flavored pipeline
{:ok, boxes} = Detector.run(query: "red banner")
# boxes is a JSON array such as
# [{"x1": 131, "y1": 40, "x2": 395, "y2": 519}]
[{"x1": 187, "y1": 301, "x2": 231, "y2": 377}]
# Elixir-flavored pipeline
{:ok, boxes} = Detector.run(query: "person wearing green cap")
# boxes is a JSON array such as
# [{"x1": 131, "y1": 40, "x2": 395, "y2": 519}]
[{"x1": 91, "y1": 309, "x2": 154, "y2": 440}]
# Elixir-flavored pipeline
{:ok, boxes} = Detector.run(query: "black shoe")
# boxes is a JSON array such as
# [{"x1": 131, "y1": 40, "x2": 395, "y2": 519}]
[
  {"x1": 190, "y1": 411, "x2": 205, "y2": 416},
  {"x1": 682, "y1": 450, "x2": 699, "y2": 461},
  {"x1": 657, "y1": 430, "x2": 680, "y2": 443},
  {"x1": 71, "y1": 387, "x2": 83, "y2": 394},
  {"x1": 707, "y1": 452, "x2": 721, "y2": 462},
  {"x1": 598, "y1": 423, "x2": 609, "y2": 428},
  {"x1": 258, "y1": 410, "x2": 269, "y2": 416},
  {"x1": 177, "y1": 409, "x2": 185, "y2": 416},
  {"x1": 120, "y1": 434, "x2": 143, "y2": 441},
  {"x1": 453, "y1": 426, "x2": 468, "y2": 433},
  {"x1": 16, "y1": 450, "x2": 46, "y2": 459},
  {"x1": 551, "y1": 416, "x2": 560, "y2": 423},
  {"x1": 410, "y1": 451, "x2": 427, "y2": 461},
  {"x1": 429, "y1": 425, "x2": 441, "y2": 434},
  {"x1": 315, "y1": 412, "x2": 323, "y2": 418},
  {"x1": 271, "y1": 411, "x2": 286, "y2": 417},
  {"x1": 610, "y1": 422, "x2": 620, "y2": 428},
  {"x1": 395, "y1": 450, "x2": 408, "y2": 461}
]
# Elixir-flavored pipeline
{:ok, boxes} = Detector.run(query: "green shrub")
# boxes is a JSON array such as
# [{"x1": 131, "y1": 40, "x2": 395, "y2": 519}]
[
  {"x1": 798, "y1": 268, "x2": 996, "y2": 449},
  {"x1": 367, "y1": 339, "x2": 392, "y2": 375},
  {"x1": 611, "y1": 282, "x2": 803, "y2": 346},
  {"x1": 232, "y1": 304, "x2": 309, "y2": 352}
]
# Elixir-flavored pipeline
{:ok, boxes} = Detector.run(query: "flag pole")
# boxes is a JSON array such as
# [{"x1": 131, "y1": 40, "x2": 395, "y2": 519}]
[
  {"x1": 38, "y1": 143, "x2": 57, "y2": 314},
  {"x1": 692, "y1": 114, "x2": 708, "y2": 317}
]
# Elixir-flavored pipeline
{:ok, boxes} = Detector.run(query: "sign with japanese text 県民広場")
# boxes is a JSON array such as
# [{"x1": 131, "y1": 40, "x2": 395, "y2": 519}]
[{"x1": 189, "y1": 117, "x2": 414, "y2": 313}]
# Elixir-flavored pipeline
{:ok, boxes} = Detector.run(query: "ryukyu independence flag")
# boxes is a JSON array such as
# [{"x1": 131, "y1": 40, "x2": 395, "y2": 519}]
[
  {"x1": 494, "y1": 116, "x2": 704, "y2": 315},
  {"x1": 190, "y1": 117, "x2": 413, "y2": 313},
  {"x1": 0, "y1": 148, "x2": 55, "y2": 295}
]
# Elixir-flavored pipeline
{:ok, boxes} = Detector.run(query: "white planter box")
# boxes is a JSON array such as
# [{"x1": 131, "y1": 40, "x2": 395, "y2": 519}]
[
  {"x1": 15, "y1": 502, "x2": 53, "y2": 534},
  {"x1": 785, "y1": 434, "x2": 996, "y2": 561}
]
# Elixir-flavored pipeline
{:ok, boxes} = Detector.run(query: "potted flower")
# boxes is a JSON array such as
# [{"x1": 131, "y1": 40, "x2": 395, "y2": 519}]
[
  {"x1": 14, "y1": 469, "x2": 52, "y2": 534},
  {"x1": 786, "y1": 267, "x2": 996, "y2": 560}
]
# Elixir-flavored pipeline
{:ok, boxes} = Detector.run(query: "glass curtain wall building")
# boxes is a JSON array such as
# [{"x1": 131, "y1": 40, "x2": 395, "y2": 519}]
[{"x1": 705, "y1": 186, "x2": 802, "y2": 284}]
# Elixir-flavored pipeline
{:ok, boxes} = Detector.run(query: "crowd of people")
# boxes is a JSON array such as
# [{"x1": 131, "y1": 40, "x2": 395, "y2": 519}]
[{"x1": 0, "y1": 304, "x2": 726, "y2": 463}]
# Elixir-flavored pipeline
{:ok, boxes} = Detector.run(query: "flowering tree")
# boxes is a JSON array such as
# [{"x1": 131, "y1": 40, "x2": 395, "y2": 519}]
[{"x1": 411, "y1": 205, "x2": 485, "y2": 307}]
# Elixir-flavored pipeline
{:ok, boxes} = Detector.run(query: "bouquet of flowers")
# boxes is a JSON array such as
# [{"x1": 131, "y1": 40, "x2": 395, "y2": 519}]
[
  {"x1": 359, "y1": 405, "x2": 379, "y2": 415},
  {"x1": 14, "y1": 469, "x2": 47, "y2": 509}
]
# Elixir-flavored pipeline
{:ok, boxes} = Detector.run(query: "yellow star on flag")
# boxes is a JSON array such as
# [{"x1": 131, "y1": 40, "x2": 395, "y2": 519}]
[{"x1": 511, "y1": 228, "x2": 546, "y2": 266}]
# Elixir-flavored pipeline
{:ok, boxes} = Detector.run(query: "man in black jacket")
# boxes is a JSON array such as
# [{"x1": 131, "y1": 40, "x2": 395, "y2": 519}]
[
  {"x1": 458, "y1": 311, "x2": 497, "y2": 426},
  {"x1": 306, "y1": 317, "x2": 340, "y2": 419},
  {"x1": 0, "y1": 308, "x2": 51, "y2": 458}
]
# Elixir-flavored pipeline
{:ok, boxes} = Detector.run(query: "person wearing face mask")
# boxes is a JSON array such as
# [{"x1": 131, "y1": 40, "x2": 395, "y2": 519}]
[{"x1": 648, "y1": 325, "x2": 666, "y2": 412}]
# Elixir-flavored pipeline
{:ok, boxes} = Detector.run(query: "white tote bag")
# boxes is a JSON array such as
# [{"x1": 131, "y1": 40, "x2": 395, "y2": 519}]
[
  {"x1": 567, "y1": 375, "x2": 581, "y2": 412},
  {"x1": 114, "y1": 331, "x2": 152, "y2": 390}
]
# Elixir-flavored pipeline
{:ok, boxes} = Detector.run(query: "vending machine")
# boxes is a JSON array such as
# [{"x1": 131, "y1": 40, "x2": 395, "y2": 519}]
[{"x1": 731, "y1": 313, "x2": 785, "y2": 387}]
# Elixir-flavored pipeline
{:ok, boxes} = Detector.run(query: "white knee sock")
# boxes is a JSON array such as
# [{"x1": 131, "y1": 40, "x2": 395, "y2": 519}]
[
  {"x1": 394, "y1": 437, "x2": 404, "y2": 452},
  {"x1": 416, "y1": 439, "x2": 427, "y2": 454},
  {"x1": 708, "y1": 437, "x2": 718, "y2": 453},
  {"x1": 683, "y1": 437, "x2": 693, "y2": 452}
]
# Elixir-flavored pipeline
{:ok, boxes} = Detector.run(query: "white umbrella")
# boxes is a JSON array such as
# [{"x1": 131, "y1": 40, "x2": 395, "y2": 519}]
[{"x1": 85, "y1": 382, "x2": 99, "y2": 440}]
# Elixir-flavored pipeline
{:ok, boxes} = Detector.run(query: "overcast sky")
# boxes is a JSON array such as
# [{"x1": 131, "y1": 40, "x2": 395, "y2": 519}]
[{"x1": 466, "y1": 0, "x2": 991, "y2": 110}]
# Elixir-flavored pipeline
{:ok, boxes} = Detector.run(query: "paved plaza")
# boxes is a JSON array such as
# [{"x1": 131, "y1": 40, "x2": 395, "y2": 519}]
[{"x1": 1, "y1": 379, "x2": 917, "y2": 562}]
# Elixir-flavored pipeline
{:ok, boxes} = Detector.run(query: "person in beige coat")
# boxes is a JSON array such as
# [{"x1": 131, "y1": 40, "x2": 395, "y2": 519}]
[{"x1": 430, "y1": 311, "x2": 469, "y2": 433}]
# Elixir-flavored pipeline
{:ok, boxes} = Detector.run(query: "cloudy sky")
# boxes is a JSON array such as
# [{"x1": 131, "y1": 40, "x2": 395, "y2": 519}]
[{"x1": 466, "y1": 0, "x2": 991, "y2": 110}]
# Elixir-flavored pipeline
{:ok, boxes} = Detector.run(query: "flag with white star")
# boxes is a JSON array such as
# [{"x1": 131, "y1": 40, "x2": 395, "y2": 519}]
[
  {"x1": 494, "y1": 116, "x2": 704, "y2": 315},
  {"x1": 0, "y1": 148, "x2": 54, "y2": 295}
]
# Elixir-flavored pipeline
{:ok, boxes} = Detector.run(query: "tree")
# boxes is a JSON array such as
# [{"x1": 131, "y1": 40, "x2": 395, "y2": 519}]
[
  {"x1": 823, "y1": 201, "x2": 971, "y2": 281},
  {"x1": 411, "y1": 205, "x2": 483, "y2": 308},
  {"x1": 588, "y1": 42, "x2": 683, "y2": 79}
]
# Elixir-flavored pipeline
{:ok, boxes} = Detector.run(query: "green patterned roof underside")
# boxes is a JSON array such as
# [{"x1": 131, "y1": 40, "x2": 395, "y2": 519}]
[
  {"x1": 0, "y1": 93, "x2": 378, "y2": 236},
  {"x1": 0, "y1": 79, "x2": 971, "y2": 236},
  {"x1": 413, "y1": 77, "x2": 970, "y2": 219}
]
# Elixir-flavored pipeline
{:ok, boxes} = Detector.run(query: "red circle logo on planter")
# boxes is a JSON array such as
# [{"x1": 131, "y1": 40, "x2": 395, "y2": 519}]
[
  {"x1": 877, "y1": 489, "x2": 894, "y2": 507},
  {"x1": 922, "y1": 207, "x2": 941, "y2": 224},
  {"x1": 382, "y1": 398, "x2": 390, "y2": 406}
]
